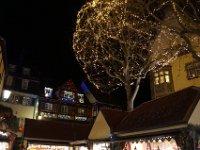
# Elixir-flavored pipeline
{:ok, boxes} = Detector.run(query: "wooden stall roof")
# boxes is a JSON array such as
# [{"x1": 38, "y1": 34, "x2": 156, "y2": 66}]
[
  {"x1": 115, "y1": 86, "x2": 200, "y2": 135},
  {"x1": 24, "y1": 119, "x2": 93, "y2": 144}
]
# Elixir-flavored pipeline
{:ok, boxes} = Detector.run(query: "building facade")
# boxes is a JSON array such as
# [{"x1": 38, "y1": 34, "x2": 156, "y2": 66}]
[
  {"x1": 150, "y1": 53, "x2": 200, "y2": 99},
  {"x1": 0, "y1": 37, "x2": 7, "y2": 98},
  {"x1": 23, "y1": 80, "x2": 93, "y2": 150},
  {"x1": 37, "y1": 80, "x2": 93, "y2": 122},
  {"x1": 1, "y1": 64, "x2": 40, "y2": 118},
  {"x1": 0, "y1": 64, "x2": 40, "y2": 147}
]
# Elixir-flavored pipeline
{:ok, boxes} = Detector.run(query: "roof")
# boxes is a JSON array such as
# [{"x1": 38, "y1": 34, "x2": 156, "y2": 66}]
[
  {"x1": 100, "y1": 108, "x2": 128, "y2": 131},
  {"x1": 115, "y1": 86, "x2": 200, "y2": 134},
  {"x1": 24, "y1": 119, "x2": 93, "y2": 144}
]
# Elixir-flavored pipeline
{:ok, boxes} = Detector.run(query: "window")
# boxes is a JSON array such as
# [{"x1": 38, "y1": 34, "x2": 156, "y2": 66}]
[
  {"x1": 44, "y1": 87, "x2": 53, "y2": 98},
  {"x1": 61, "y1": 105, "x2": 74, "y2": 115},
  {"x1": 63, "y1": 91, "x2": 75, "y2": 99},
  {"x1": 6, "y1": 76, "x2": 13, "y2": 87},
  {"x1": 61, "y1": 105, "x2": 69, "y2": 114},
  {"x1": 21, "y1": 79, "x2": 29, "y2": 90},
  {"x1": 44, "y1": 103, "x2": 53, "y2": 111},
  {"x1": 22, "y1": 97, "x2": 31, "y2": 106},
  {"x1": 186, "y1": 61, "x2": 200, "y2": 79},
  {"x1": 77, "y1": 108, "x2": 85, "y2": 116},
  {"x1": 8, "y1": 64, "x2": 16, "y2": 73},
  {"x1": 77, "y1": 93, "x2": 85, "y2": 103},
  {"x1": 154, "y1": 70, "x2": 170, "y2": 85},
  {"x1": 151, "y1": 66, "x2": 174, "y2": 99},
  {"x1": 22, "y1": 67, "x2": 30, "y2": 75}
]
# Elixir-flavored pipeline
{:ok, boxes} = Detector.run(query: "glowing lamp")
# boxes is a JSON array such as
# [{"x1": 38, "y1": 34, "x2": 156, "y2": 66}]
[{"x1": 2, "y1": 90, "x2": 11, "y2": 100}]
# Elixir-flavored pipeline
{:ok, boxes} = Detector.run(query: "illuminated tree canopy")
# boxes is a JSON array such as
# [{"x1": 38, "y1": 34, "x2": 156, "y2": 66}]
[
  {"x1": 73, "y1": 0, "x2": 199, "y2": 111},
  {"x1": 147, "y1": 0, "x2": 200, "y2": 60}
]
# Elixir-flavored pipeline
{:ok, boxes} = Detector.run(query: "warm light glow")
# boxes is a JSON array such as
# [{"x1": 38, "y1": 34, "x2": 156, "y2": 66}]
[
  {"x1": 0, "y1": 131, "x2": 8, "y2": 137},
  {"x1": 79, "y1": 146, "x2": 88, "y2": 150},
  {"x1": 93, "y1": 143, "x2": 110, "y2": 150},
  {"x1": 2, "y1": 90, "x2": 11, "y2": 99},
  {"x1": 27, "y1": 144, "x2": 70, "y2": 150},
  {"x1": 0, "y1": 142, "x2": 9, "y2": 150},
  {"x1": 129, "y1": 138, "x2": 179, "y2": 150},
  {"x1": 44, "y1": 87, "x2": 53, "y2": 98},
  {"x1": 72, "y1": 0, "x2": 196, "y2": 93},
  {"x1": 38, "y1": 115, "x2": 42, "y2": 120}
]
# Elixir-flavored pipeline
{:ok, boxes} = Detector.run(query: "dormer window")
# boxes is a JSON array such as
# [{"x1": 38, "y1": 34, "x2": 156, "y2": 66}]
[
  {"x1": 151, "y1": 66, "x2": 174, "y2": 99},
  {"x1": 44, "y1": 87, "x2": 53, "y2": 98},
  {"x1": 154, "y1": 70, "x2": 170, "y2": 85},
  {"x1": 77, "y1": 93, "x2": 85, "y2": 103},
  {"x1": 63, "y1": 91, "x2": 75, "y2": 99}
]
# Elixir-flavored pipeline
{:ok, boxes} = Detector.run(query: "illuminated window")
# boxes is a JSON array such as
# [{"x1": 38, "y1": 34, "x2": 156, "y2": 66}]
[
  {"x1": 154, "y1": 70, "x2": 170, "y2": 85},
  {"x1": 44, "y1": 87, "x2": 53, "y2": 98},
  {"x1": 63, "y1": 91, "x2": 75, "y2": 99},
  {"x1": 151, "y1": 66, "x2": 174, "y2": 99},
  {"x1": 186, "y1": 61, "x2": 200, "y2": 79},
  {"x1": 77, "y1": 93, "x2": 85, "y2": 103}
]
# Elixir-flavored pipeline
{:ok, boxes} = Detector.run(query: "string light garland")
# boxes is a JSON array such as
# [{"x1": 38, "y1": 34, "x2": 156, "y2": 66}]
[{"x1": 73, "y1": 0, "x2": 199, "y2": 110}]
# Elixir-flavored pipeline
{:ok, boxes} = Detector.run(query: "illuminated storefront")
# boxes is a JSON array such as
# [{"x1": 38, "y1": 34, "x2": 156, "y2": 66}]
[
  {"x1": 0, "y1": 130, "x2": 9, "y2": 150},
  {"x1": 92, "y1": 142, "x2": 110, "y2": 150},
  {"x1": 27, "y1": 144, "x2": 88, "y2": 150},
  {"x1": 0, "y1": 130, "x2": 16, "y2": 150},
  {"x1": 0, "y1": 141, "x2": 9, "y2": 150},
  {"x1": 123, "y1": 136, "x2": 180, "y2": 150},
  {"x1": 27, "y1": 144, "x2": 70, "y2": 150}
]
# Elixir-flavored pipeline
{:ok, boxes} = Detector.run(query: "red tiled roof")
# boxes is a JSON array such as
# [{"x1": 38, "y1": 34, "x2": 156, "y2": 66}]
[
  {"x1": 115, "y1": 86, "x2": 200, "y2": 134},
  {"x1": 24, "y1": 119, "x2": 93, "y2": 143}
]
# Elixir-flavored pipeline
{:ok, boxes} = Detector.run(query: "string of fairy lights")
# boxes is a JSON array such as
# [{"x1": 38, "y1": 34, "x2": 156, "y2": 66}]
[{"x1": 73, "y1": 0, "x2": 200, "y2": 92}]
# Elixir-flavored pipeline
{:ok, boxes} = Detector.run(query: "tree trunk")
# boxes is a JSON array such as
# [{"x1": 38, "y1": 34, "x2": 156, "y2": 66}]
[{"x1": 125, "y1": 77, "x2": 141, "y2": 111}]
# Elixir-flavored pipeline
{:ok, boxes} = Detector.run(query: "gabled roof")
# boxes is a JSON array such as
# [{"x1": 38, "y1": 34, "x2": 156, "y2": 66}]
[
  {"x1": 100, "y1": 108, "x2": 128, "y2": 131},
  {"x1": 115, "y1": 86, "x2": 200, "y2": 135},
  {"x1": 88, "y1": 108, "x2": 127, "y2": 140},
  {"x1": 24, "y1": 119, "x2": 93, "y2": 144}
]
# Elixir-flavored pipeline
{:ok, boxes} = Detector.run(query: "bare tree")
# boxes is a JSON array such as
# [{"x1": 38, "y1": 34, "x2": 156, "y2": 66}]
[
  {"x1": 146, "y1": 0, "x2": 200, "y2": 61},
  {"x1": 73, "y1": 0, "x2": 182, "y2": 111}
]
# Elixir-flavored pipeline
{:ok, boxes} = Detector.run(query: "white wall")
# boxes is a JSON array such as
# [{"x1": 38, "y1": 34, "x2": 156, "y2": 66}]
[{"x1": 189, "y1": 99, "x2": 200, "y2": 125}]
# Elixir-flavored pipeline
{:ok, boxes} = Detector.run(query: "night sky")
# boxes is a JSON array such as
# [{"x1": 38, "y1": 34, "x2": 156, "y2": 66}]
[{"x1": 0, "y1": 0, "x2": 86, "y2": 88}]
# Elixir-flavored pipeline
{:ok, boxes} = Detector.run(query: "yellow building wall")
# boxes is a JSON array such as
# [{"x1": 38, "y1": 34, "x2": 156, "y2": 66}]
[
  {"x1": 0, "y1": 101, "x2": 36, "y2": 119},
  {"x1": 0, "y1": 52, "x2": 5, "y2": 97},
  {"x1": 171, "y1": 53, "x2": 200, "y2": 92}
]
